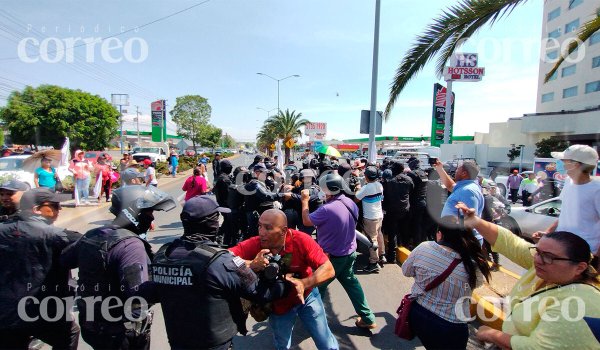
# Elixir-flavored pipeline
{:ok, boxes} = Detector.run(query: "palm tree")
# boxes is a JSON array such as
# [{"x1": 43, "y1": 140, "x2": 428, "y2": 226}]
[
  {"x1": 256, "y1": 123, "x2": 278, "y2": 155},
  {"x1": 264, "y1": 109, "x2": 309, "y2": 161},
  {"x1": 385, "y1": 0, "x2": 600, "y2": 117}
]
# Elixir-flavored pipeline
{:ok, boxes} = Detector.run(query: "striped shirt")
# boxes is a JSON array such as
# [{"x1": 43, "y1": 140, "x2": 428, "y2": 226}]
[
  {"x1": 402, "y1": 241, "x2": 483, "y2": 323},
  {"x1": 355, "y1": 181, "x2": 383, "y2": 220}
]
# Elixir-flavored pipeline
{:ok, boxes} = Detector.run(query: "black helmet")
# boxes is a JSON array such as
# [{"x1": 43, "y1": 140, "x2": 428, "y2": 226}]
[
  {"x1": 110, "y1": 185, "x2": 176, "y2": 229},
  {"x1": 319, "y1": 173, "x2": 344, "y2": 194}
]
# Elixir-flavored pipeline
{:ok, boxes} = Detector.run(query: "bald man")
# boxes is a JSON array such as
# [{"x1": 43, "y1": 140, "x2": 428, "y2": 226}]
[{"x1": 230, "y1": 209, "x2": 338, "y2": 350}]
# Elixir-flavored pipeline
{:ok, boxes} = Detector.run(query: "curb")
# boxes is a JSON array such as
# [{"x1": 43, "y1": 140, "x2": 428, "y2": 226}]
[{"x1": 396, "y1": 246, "x2": 510, "y2": 331}]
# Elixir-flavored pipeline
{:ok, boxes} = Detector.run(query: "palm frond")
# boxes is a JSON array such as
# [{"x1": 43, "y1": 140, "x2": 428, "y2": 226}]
[
  {"x1": 544, "y1": 10, "x2": 600, "y2": 83},
  {"x1": 385, "y1": 0, "x2": 527, "y2": 119}
]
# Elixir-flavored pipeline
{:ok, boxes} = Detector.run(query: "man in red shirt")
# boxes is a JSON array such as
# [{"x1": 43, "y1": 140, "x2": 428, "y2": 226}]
[{"x1": 229, "y1": 209, "x2": 338, "y2": 350}]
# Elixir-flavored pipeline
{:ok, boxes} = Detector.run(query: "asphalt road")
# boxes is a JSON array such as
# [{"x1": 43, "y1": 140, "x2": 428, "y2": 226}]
[{"x1": 50, "y1": 154, "x2": 497, "y2": 349}]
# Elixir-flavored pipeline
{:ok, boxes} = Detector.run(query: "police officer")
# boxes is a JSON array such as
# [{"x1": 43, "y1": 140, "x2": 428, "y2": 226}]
[
  {"x1": 214, "y1": 159, "x2": 234, "y2": 242},
  {"x1": 406, "y1": 158, "x2": 429, "y2": 245},
  {"x1": 0, "y1": 179, "x2": 29, "y2": 221},
  {"x1": 225, "y1": 166, "x2": 249, "y2": 247},
  {"x1": 146, "y1": 196, "x2": 286, "y2": 350},
  {"x1": 0, "y1": 188, "x2": 81, "y2": 349},
  {"x1": 60, "y1": 185, "x2": 176, "y2": 349},
  {"x1": 181, "y1": 195, "x2": 230, "y2": 243},
  {"x1": 242, "y1": 163, "x2": 282, "y2": 239},
  {"x1": 281, "y1": 171, "x2": 323, "y2": 233}
]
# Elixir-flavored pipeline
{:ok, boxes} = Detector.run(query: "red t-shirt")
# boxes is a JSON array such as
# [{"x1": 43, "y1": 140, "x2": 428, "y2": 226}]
[
  {"x1": 182, "y1": 175, "x2": 208, "y2": 201},
  {"x1": 229, "y1": 229, "x2": 328, "y2": 315}
]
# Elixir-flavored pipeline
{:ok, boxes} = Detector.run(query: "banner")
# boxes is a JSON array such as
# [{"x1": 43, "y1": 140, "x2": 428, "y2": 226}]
[
  {"x1": 430, "y1": 83, "x2": 455, "y2": 147},
  {"x1": 305, "y1": 122, "x2": 327, "y2": 137}
]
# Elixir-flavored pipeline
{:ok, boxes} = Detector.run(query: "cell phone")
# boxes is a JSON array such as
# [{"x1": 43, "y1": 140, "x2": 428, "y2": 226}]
[
  {"x1": 457, "y1": 208, "x2": 464, "y2": 228},
  {"x1": 428, "y1": 157, "x2": 438, "y2": 166}
]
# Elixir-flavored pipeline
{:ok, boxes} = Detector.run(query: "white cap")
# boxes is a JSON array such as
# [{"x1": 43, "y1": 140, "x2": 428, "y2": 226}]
[{"x1": 551, "y1": 144, "x2": 599, "y2": 166}]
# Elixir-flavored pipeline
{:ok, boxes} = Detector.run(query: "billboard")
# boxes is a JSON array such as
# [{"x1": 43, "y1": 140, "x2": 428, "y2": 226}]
[
  {"x1": 430, "y1": 83, "x2": 455, "y2": 147},
  {"x1": 305, "y1": 122, "x2": 327, "y2": 141},
  {"x1": 151, "y1": 100, "x2": 166, "y2": 142}
]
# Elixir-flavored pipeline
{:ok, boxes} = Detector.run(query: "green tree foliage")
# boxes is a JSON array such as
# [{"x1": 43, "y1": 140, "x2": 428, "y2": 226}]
[
  {"x1": 221, "y1": 134, "x2": 236, "y2": 148},
  {"x1": 535, "y1": 137, "x2": 570, "y2": 158},
  {"x1": 261, "y1": 109, "x2": 309, "y2": 160},
  {"x1": 385, "y1": 0, "x2": 600, "y2": 117},
  {"x1": 0, "y1": 85, "x2": 119, "y2": 150},
  {"x1": 507, "y1": 144, "x2": 521, "y2": 163},
  {"x1": 199, "y1": 123, "x2": 222, "y2": 150},
  {"x1": 170, "y1": 95, "x2": 211, "y2": 152}
]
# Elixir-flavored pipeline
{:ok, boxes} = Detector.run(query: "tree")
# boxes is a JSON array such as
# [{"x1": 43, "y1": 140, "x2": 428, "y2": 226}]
[
  {"x1": 170, "y1": 95, "x2": 212, "y2": 152},
  {"x1": 507, "y1": 144, "x2": 522, "y2": 163},
  {"x1": 0, "y1": 85, "x2": 119, "y2": 150},
  {"x1": 264, "y1": 109, "x2": 309, "y2": 160},
  {"x1": 199, "y1": 123, "x2": 222, "y2": 150},
  {"x1": 221, "y1": 134, "x2": 236, "y2": 149},
  {"x1": 384, "y1": 0, "x2": 600, "y2": 117},
  {"x1": 535, "y1": 137, "x2": 569, "y2": 158}
]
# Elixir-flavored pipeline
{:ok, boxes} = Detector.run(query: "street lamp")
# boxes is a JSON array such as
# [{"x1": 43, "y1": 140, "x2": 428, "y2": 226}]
[
  {"x1": 518, "y1": 144, "x2": 525, "y2": 173},
  {"x1": 111, "y1": 93, "x2": 129, "y2": 154},
  {"x1": 256, "y1": 73, "x2": 300, "y2": 113},
  {"x1": 256, "y1": 107, "x2": 278, "y2": 119}
]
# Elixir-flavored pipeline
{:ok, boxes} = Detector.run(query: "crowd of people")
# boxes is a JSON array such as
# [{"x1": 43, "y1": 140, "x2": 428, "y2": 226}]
[{"x1": 0, "y1": 144, "x2": 599, "y2": 350}]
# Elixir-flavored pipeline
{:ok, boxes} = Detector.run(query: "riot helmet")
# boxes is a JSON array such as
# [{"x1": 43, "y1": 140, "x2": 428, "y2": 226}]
[{"x1": 110, "y1": 185, "x2": 176, "y2": 234}]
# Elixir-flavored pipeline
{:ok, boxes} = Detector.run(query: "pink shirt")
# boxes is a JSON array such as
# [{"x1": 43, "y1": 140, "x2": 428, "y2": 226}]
[{"x1": 182, "y1": 175, "x2": 207, "y2": 201}]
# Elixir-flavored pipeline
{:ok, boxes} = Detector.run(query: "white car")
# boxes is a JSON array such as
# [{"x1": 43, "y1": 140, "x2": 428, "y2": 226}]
[
  {"x1": 505, "y1": 197, "x2": 561, "y2": 240},
  {"x1": 0, "y1": 155, "x2": 71, "y2": 190}
]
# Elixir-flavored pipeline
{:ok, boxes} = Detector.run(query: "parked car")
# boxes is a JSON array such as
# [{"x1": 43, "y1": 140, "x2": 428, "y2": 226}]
[{"x1": 504, "y1": 197, "x2": 561, "y2": 241}]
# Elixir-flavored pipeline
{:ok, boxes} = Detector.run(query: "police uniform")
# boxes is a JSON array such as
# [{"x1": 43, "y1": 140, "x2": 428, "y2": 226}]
[{"x1": 148, "y1": 238, "x2": 285, "y2": 350}]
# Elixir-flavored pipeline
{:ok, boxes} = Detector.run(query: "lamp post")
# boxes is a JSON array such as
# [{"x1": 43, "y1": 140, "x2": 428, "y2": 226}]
[
  {"x1": 111, "y1": 94, "x2": 129, "y2": 154},
  {"x1": 518, "y1": 144, "x2": 525, "y2": 173},
  {"x1": 256, "y1": 107, "x2": 278, "y2": 119},
  {"x1": 256, "y1": 73, "x2": 300, "y2": 113}
]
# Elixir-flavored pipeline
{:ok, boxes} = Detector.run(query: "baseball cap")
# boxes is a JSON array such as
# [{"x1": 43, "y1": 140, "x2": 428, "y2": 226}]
[
  {"x1": 364, "y1": 166, "x2": 379, "y2": 180},
  {"x1": 20, "y1": 188, "x2": 61, "y2": 210},
  {"x1": 0, "y1": 179, "x2": 29, "y2": 192},
  {"x1": 551, "y1": 144, "x2": 599, "y2": 166},
  {"x1": 143, "y1": 159, "x2": 152, "y2": 166},
  {"x1": 182, "y1": 195, "x2": 231, "y2": 219},
  {"x1": 121, "y1": 168, "x2": 145, "y2": 182}
]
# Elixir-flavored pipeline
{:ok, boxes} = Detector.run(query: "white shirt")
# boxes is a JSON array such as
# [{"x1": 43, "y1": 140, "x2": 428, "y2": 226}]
[
  {"x1": 145, "y1": 167, "x2": 158, "y2": 185},
  {"x1": 556, "y1": 178, "x2": 600, "y2": 253},
  {"x1": 355, "y1": 181, "x2": 384, "y2": 220}
]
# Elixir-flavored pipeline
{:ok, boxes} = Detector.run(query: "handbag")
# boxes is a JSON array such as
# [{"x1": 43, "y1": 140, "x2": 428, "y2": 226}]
[
  {"x1": 394, "y1": 258, "x2": 461, "y2": 340},
  {"x1": 52, "y1": 168, "x2": 64, "y2": 192}
]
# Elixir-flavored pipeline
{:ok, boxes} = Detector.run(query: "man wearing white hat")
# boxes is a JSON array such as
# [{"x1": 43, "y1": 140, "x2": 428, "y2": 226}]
[{"x1": 534, "y1": 144, "x2": 600, "y2": 265}]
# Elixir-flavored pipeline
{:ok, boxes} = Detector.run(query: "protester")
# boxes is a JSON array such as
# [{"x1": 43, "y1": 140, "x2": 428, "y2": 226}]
[
  {"x1": 119, "y1": 152, "x2": 132, "y2": 172},
  {"x1": 230, "y1": 209, "x2": 338, "y2": 350},
  {"x1": 143, "y1": 158, "x2": 158, "y2": 188},
  {"x1": 301, "y1": 173, "x2": 377, "y2": 330},
  {"x1": 402, "y1": 215, "x2": 490, "y2": 349},
  {"x1": 0, "y1": 179, "x2": 28, "y2": 220},
  {"x1": 518, "y1": 172, "x2": 539, "y2": 207},
  {"x1": 534, "y1": 145, "x2": 600, "y2": 265},
  {"x1": 182, "y1": 167, "x2": 208, "y2": 201},
  {"x1": 95, "y1": 154, "x2": 114, "y2": 201},
  {"x1": 434, "y1": 159, "x2": 484, "y2": 245},
  {"x1": 506, "y1": 169, "x2": 523, "y2": 204},
  {"x1": 34, "y1": 157, "x2": 59, "y2": 191},
  {"x1": 69, "y1": 150, "x2": 92, "y2": 205},
  {"x1": 0, "y1": 188, "x2": 82, "y2": 349},
  {"x1": 169, "y1": 152, "x2": 179, "y2": 177},
  {"x1": 454, "y1": 203, "x2": 600, "y2": 349},
  {"x1": 355, "y1": 166, "x2": 385, "y2": 273},
  {"x1": 213, "y1": 151, "x2": 222, "y2": 179},
  {"x1": 127, "y1": 159, "x2": 139, "y2": 169},
  {"x1": 61, "y1": 185, "x2": 176, "y2": 349}
]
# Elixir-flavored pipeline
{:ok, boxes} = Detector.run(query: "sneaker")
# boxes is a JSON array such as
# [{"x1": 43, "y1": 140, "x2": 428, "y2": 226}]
[
  {"x1": 363, "y1": 263, "x2": 380, "y2": 273},
  {"x1": 378, "y1": 256, "x2": 387, "y2": 267},
  {"x1": 355, "y1": 317, "x2": 377, "y2": 329}
]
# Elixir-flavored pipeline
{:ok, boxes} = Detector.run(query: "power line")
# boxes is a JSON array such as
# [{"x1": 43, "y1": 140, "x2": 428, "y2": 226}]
[{"x1": 0, "y1": 1, "x2": 212, "y2": 61}]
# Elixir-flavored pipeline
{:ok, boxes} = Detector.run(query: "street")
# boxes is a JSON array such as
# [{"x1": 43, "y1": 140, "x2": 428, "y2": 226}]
[{"x1": 53, "y1": 154, "x2": 497, "y2": 350}]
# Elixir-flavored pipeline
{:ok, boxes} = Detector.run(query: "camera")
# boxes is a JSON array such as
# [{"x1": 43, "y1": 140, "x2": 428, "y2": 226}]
[
  {"x1": 263, "y1": 254, "x2": 284, "y2": 281},
  {"x1": 428, "y1": 157, "x2": 438, "y2": 166}
]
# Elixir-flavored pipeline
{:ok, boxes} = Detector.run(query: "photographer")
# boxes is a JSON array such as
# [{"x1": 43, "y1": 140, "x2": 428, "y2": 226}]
[{"x1": 230, "y1": 209, "x2": 338, "y2": 350}]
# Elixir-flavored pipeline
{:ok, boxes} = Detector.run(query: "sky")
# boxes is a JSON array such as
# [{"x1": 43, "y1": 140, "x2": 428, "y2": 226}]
[{"x1": 0, "y1": 0, "x2": 544, "y2": 143}]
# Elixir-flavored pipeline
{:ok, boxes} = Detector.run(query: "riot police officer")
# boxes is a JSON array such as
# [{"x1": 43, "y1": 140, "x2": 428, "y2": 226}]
[
  {"x1": 60, "y1": 185, "x2": 176, "y2": 349},
  {"x1": 0, "y1": 188, "x2": 81, "y2": 349},
  {"x1": 242, "y1": 164, "x2": 282, "y2": 239},
  {"x1": 0, "y1": 179, "x2": 28, "y2": 221},
  {"x1": 145, "y1": 195, "x2": 286, "y2": 350}
]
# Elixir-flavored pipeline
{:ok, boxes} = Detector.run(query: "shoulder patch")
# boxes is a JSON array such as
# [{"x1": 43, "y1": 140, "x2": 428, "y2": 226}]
[{"x1": 233, "y1": 256, "x2": 245, "y2": 269}]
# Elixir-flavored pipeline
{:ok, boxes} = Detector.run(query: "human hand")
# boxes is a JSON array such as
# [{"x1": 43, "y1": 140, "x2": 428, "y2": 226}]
[
  {"x1": 532, "y1": 231, "x2": 547, "y2": 241},
  {"x1": 250, "y1": 249, "x2": 271, "y2": 272},
  {"x1": 455, "y1": 202, "x2": 479, "y2": 229},
  {"x1": 285, "y1": 273, "x2": 305, "y2": 304},
  {"x1": 476, "y1": 325, "x2": 498, "y2": 344},
  {"x1": 301, "y1": 189, "x2": 310, "y2": 202}
]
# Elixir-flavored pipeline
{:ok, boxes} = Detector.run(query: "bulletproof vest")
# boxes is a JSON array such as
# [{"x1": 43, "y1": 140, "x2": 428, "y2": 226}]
[
  {"x1": 152, "y1": 240, "x2": 238, "y2": 348},
  {"x1": 289, "y1": 184, "x2": 323, "y2": 213},
  {"x1": 243, "y1": 180, "x2": 275, "y2": 213},
  {"x1": 409, "y1": 169, "x2": 428, "y2": 202},
  {"x1": 76, "y1": 226, "x2": 152, "y2": 324},
  {"x1": 383, "y1": 174, "x2": 413, "y2": 214},
  {"x1": 227, "y1": 183, "x2": 244, "y2": 210}
]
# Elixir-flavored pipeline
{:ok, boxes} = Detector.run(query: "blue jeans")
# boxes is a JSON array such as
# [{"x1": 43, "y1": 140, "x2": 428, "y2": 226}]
[
  {"x1": 268, "y1": 288, "x2": 338, "y2": 350},
  {"x1": 76, "y1": 177, "x2": 90, "y2": 202}
]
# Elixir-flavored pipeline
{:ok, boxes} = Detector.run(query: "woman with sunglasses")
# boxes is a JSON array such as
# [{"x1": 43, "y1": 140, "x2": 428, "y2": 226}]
[{"x1": 456, "y1": 202, "x2": 600, "y2": 349}]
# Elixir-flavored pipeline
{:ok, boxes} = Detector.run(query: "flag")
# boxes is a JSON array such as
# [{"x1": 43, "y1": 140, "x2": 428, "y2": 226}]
[{"x1": 59, "y1": 137, "x2": 70, "y2": 167}]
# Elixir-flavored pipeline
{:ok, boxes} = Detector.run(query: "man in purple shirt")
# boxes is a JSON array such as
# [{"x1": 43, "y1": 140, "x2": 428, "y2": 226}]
[{"x1": 300, "y1": 173, "x2": 377, "y2": 329}]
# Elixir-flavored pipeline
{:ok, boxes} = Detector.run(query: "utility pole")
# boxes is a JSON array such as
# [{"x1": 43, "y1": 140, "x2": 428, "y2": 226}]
[
  {"x1": 136, "y1": 106, "x2": 140, "y2": 145},
  {"x1": 367, "y1": 0, "x2": 381, "y2": 163}
]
